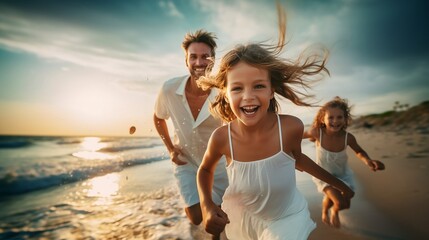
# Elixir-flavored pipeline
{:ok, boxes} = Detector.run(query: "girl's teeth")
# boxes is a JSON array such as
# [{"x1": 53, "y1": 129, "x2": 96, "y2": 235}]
[{"x1": 242, "y1": 106, "x2": 258, "y2": 114}]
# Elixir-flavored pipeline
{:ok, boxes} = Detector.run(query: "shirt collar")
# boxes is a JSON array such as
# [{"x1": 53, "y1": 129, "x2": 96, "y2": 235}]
[
  {"x1": 175, "y1": 75, "x2": 189, "y2": 96},
  {"x1": 176, "y1": 75, "x2": 217, "y2": 99},
  {"x1": 194, "y1": 86, "x2": 218, "y2": 128},
  {"x1": 175, "y1": 75, "x2": 219, "y2": 128}
]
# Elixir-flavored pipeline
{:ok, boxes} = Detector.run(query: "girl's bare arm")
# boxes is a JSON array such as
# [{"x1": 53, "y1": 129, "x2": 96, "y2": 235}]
[
  {"x1": 197, "y1": 127, "x2": 229, "y2": 235},
  {"x1": 348, "y1": 133, "x2": 385, "y2": 171},
  {"x1": 197, "y1": 131, "x2": 223, "y2": 207},
  {"x1": 302, "y1": 127, "x2": 317, "y2": 141}
]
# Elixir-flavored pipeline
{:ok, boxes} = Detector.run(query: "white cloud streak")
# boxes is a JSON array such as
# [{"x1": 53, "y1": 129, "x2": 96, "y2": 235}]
[
  {"x1": 192, "y1": 0, "x2": 278, "y2": 46},
  {"x1": 158, "y1": 0, "x2": 184, "y2": 18},
  {"x1": 0, "y1": 7, "x2": 184, "y2": 86}
]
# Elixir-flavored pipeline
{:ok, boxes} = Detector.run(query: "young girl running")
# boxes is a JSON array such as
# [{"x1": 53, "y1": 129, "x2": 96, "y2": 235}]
[
  {"x1": 196, "y1": 7, "x2": 354, "y2": 239},
  {"x1": 303, "y1": 96, "x2": 385, "y2": 228}
]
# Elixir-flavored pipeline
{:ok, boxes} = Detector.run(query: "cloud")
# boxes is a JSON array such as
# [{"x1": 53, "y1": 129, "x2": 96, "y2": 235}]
[
  {"x1": 0, "y1": 3, "x2": 185, "y2": 89},
  {"x1": 192, "y1": 0, "x2": 278, "y2": 46},
  {"x1": 0, "y1": 0, "x2": 427, "y2": 103},
  {"x1": 158, "y1": 0, "x2": 184, "y2": 18}
]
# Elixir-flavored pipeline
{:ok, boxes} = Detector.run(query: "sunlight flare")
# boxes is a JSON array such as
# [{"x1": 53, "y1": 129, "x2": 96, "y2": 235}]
[
  {"x1": 72, "y1": 137, "x2": 113, "y2": 160},
  {"x1": 85, "y1": 173, "x2": 120, "y2": 205}
]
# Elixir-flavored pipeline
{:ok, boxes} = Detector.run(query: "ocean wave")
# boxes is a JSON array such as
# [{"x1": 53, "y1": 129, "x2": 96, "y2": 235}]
[
  {"x1": 0, "y1": 156, "x2": 166, "y2": 196},
  {"x1": 0, "y1": 203, "x2": 92, "y2": 239},
  {"x1": 99, "y1": 142, "x2": 163, "y2": 153},
  {"x1": 0, "y1": 140, "x2": 33, "y2": 148},
  {"x1": 0, "y1": 185, "x2": 193, "y2": 240},
  {"x1": 56, "y1": 139, "x2": 82, "y2": 145},
  {"x1": 0, "y1": 136, "x2": 61, "y2": 148}
]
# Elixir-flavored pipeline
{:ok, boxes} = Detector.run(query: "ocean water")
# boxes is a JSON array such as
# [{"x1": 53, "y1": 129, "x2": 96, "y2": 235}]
[
  {"x1": 0, "y1": 135, "x2": 191, "y2": 239},
  {"x1": 0, "y1": 136, "x2": 166, "y2": 196}
]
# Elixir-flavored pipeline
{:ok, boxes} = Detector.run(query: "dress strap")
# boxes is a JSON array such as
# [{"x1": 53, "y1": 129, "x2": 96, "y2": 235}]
[
  {"x1": 228, "y1": 123, "x2": 234, "y2": 160},
  {"x1": 277, "y1": 114, "x2": 283, "y2": 152}
]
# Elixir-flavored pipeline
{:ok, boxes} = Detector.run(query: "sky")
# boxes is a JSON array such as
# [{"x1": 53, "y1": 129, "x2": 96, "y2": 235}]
[{"x1": 0, "y1": 0, "x2": 428, "y2": 137}]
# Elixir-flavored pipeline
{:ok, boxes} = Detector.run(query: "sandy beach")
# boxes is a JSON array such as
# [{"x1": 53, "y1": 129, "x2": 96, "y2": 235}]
[
  {"x1": 306, "y1": 125, "x2": 429, "y2": 240},
  {"x1": 346, "y1": 127, "x2": 429, "y2": 239}
]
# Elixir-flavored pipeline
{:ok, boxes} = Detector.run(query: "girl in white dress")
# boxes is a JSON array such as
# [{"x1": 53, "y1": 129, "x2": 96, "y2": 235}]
[
  {"x1": 303, "y1": 97, "x2": 385, "y2": 228},
  {"x1": 196, "y1": 6, "x2": 355, "y2": 239}
]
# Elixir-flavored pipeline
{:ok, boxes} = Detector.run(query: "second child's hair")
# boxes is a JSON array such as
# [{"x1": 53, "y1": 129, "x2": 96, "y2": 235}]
[
  {"x1": 198, "y1": 4, "x2": 329, "y2": 122},
  {"x1": 182, "y1": 29, "x2": 217, "y2": 59},
  {"x1": 312, "y1": 96, "x2": 352, "y2": 129}
]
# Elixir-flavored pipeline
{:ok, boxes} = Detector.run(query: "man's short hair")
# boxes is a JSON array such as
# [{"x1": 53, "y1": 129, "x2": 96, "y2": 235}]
[{"x1": 182, "y1": 29, "x2": 217, "y2": 58}]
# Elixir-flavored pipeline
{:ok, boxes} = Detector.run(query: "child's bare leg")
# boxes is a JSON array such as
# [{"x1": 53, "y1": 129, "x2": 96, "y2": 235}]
[
  {"x1": 324, "y1": 186, "x2": 346, "y2": 228},
  {"x1": 330, "y1": 206, "x2": 341, "y2": 228},
  {"x1": 322, "y1": 195, "x2": 333, "y2": 225}
]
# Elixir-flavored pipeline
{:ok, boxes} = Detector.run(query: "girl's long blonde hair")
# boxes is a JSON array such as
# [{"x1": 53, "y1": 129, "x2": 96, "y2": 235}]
[{"x1": 198, "y1": 2, "x2": 329, "y2": 122}]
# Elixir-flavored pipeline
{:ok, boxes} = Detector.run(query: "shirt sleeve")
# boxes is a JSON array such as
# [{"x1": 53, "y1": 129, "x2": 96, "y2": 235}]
[{"x1": 154, "y1": 85, "x2": 170, "y2": 120}]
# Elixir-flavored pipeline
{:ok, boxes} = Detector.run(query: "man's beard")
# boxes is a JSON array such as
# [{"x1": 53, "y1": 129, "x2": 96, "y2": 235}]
[
  {"x1": 190, "y1": 62, "x2": 213, "y2": 79},
  {"x1": 191, "y1": 70, "x2": 205, "y2": 79},
  {"x1": 190, "y1": 66, "x2": 211, "y2": 79}
]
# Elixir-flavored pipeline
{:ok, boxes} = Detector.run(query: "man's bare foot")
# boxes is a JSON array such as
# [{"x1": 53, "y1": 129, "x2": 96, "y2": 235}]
[{"x1": 330, "y1": 209, "x2": 341, "y2": 228}]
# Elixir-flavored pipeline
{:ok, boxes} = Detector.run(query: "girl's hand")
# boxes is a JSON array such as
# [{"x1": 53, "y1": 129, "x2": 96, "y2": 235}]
[
  {"x1": 202, "y1": 205, "x2": 229, "y2": 236},
  {"x1": 367, "y1": 159, "x2": 385, "y2": 171}
]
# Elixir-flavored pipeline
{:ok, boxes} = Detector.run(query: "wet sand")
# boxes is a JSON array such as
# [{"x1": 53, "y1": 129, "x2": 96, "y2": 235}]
[{"x1": 345, "y1": 127, "x2": 429, "y2": 239}]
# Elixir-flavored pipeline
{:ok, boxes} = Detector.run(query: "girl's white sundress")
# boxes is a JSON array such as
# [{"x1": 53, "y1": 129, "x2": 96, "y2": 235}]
[
  {"x1": 312, "y1": 129, "x2": 355, "y2": 193},
  {"x1": 221, "y1": 114, "x2": 316, "y2": 240}
]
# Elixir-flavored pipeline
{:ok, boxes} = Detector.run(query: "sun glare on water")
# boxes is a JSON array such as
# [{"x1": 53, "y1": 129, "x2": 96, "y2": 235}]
[
  {"x1": 72, "y1": 137, "x2": 113, "y2": 160},
  {"x1": 81, "y1": 137, "x2": 105, "y2": 151},
  {"x1": 84, "y1": 173, "x2": 120, "y2": 205},
  {"x1": 71, "y1": 138, "x2": 122, "y2": 205}
]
